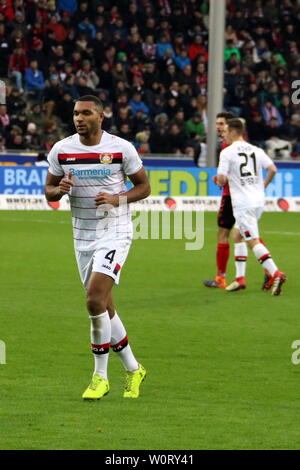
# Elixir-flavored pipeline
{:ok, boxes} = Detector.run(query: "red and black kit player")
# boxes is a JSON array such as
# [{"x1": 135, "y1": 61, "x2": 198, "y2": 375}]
[{"x1": 203, "y1": 112, "x2": 249, "y2": 289}]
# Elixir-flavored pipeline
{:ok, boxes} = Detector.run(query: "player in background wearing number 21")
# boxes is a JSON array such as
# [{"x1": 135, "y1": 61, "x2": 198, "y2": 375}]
[{"x1": 216, "y1": 118, "x2": 286, "y2": 296}]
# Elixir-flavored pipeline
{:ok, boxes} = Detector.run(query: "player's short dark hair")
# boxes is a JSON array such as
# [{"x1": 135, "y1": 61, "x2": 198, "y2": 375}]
[
  {"x1": 216, "y1": 111, "x2": 236, "y2": 121},
  {"x1": 74, "y1": 95, "x2": 103, "y2": 111},
  {"x1": 227, "y1": 118, "x2": 245, "y2": 135}
]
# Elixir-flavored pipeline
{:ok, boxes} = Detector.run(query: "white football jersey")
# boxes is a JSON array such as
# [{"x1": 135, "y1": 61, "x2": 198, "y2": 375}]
[
  {"x1": 217, "y1": 141, "x2": 274, "y2": 210},
  {"x1": 47, "y1": 131, "x2": 143, "y2": 251}
]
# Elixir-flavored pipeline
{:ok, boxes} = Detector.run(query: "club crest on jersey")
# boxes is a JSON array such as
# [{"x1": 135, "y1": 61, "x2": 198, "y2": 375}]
[{"x1": 99, "y1": 153, "x2": 113, "y2": 164}]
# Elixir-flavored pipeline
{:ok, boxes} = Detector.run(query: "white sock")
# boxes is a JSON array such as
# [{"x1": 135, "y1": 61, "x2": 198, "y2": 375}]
[
  {"x1": 110, "y1": 312, "x2": 139, "y2": 372},
  {"x1": 234, "y1": 242, "x2": 248, "y2": 279},
  {"x1": 90, "y1": 311, "x2": 111, "y2": 380},
  {"x1": 252, "y1": 243, "x2": 278, "y2": 277}
]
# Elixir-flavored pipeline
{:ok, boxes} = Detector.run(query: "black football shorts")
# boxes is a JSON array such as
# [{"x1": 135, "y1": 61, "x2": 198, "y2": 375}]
[{"x1": 217, "y1": 195, "x2": 235, "y2": 230}]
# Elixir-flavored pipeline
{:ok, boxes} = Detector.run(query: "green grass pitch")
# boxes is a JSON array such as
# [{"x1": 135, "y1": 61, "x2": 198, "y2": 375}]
[{"x1": 0, "y1": 210, "x2": 299, "y2": 450}]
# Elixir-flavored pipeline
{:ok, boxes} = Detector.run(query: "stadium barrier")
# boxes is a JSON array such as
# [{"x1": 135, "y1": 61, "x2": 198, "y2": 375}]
[
  {"x1": 0, "y1": 194, "x2": 299, "y2": 212},
  {"x1": 0, "y1": 165, "x2": 300, "y2": 197}
]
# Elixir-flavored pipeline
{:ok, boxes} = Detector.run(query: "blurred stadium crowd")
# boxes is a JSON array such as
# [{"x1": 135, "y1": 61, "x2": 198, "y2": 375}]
[{"x1": 0, "y1": 0, "x2": 300, "y2": 161}]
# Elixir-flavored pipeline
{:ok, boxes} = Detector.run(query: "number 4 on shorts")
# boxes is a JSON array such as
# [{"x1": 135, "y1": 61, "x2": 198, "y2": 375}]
[{"x1": 105, "y1": 250, "x2": 116, "y2": 264}]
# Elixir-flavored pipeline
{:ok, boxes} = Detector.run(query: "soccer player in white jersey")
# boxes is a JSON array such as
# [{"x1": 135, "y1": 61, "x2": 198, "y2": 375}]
[
  {"x1": 216, "y1": 118, "x2": 287, "y2": 296},
  {"x1": 45, "y1": 95, "x2": 150, "y2": 400}
]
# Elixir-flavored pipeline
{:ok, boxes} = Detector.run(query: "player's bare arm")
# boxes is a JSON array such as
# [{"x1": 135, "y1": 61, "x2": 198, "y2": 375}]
[
  {"x1": 45, "y1": 171, "x2": 73, "y2": 201},
  {"x1": 95, "y1": 167, "x2": 150, "y2": 207},
  {"x1": 264, "y1": 164, "x2": 277, "y2": 188}
]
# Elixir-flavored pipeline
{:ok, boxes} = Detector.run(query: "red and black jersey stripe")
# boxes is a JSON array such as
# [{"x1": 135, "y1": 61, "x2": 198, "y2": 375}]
[{"x1": 58, "y1": 152, "x2": 123, "y2": 165}]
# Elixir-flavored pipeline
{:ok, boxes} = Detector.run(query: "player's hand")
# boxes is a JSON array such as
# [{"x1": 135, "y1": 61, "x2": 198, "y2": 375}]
[
  {"x1": 58, "y1": 171, "x2": 73, "y2": 195},
  {"x1": 95, "y1": 192, "x2": 119, "y2": 207},
  {"x1": 213, "y1": 175, "x2": 223, "y2": 189}
]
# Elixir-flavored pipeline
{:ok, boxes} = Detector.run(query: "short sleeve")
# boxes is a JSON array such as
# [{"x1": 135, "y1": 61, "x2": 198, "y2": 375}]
[
  {"x1": 47, "y1": 142, "x2": 64, "y2": 177},
  {"x1": 260, "y1": 150, "x2": 274, "y2": 169},
  {"x1": 121, "y1": 140, "x2": 143, "y2": 176},
  {"x1": 217, "y1": 149, "x2": 230, "y2": 176}
]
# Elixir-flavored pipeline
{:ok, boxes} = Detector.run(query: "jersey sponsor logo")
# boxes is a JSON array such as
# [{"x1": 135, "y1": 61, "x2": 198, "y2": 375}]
[
  {"x1": 99, "y1": 153, "x2": 113, "y2": 164},
  {"x1": 69, "y1": 168, "x2": 111, "y2": 179},
  {"x1": 66, "y1": 157, "x2": 76, "y2": 161}
]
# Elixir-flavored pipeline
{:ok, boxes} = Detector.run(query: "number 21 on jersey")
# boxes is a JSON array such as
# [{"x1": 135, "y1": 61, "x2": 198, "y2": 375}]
[{"x1": 238, "y1": 152, "x2": 257, "y2": 177}]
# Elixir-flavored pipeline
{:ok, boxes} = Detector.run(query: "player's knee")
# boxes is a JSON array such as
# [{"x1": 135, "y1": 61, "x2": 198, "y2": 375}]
[
  {"x1": 86, "y1": 293, "x2": 107, "y2": 316},
  {"x1": 218, "y1": 228, "x2": 230, "y2": 243},
  {"x1": 232, "y1": 229, "x2": 243, "y2": 243}
]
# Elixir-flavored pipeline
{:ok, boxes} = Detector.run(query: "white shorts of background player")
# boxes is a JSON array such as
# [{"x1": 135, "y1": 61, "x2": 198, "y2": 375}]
[{"x1": 234, "y1": 207, "x2": 264, "y2": 241}]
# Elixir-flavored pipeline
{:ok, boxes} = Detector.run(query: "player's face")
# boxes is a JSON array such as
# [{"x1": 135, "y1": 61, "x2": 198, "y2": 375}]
[
  {"x1": 216, "y1": 118, "x2": 226, "y2": 138},
  {"x1": 73, "y1": 101, "x2": 104, "y2": 136},
  {"x1": 223, "y1": 124, "x2": 233, "y2": 144}
]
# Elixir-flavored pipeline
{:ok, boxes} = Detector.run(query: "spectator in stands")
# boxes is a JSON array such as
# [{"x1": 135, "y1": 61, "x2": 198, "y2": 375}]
[
  {"x1": 247, "y1": 113, "x2": 268, "y2": 149},
  {"x1": 224, "y1": 39, "x2": 241, "y2": 62},
  {"x1": 185, "y1": 112, "x2": 206, "y2": 140},
  {"x1": 279, "y1": 94, "x2": 294, "y2": 122},
  {"x1": 55, "y1": 92, "x2": 74, "y2": 132},
  {"x1": 175, "y1": 48, "x2": 191, "y2": 71},
  {"x1": 117, "y1": 122, "x2": 133, "y2": 141},
  {"x1": 224, "y1": 64, "x2": 242, "y2": 116},
  {"x1": 44, "y1": 74, "x2": 64, "y2": 118},
  {"x1": 57, "y1": 0, "x2": 78, "y2": 15},
  {"x1": 169, "y1": 107, "x2": 186, "y2": 131},
  {"x1": 9, "y1": 133, "x2": 26, "y2": 150},
  {"x1": 111, "y1": 62, "x2": 128, "y2": 87},
  {"x1": 8, "y1": 46, "x2": 28, "y2": 92},
  {"x1": 25, "y1": 59, "x2": 45, "y2": 102},
  {"x1": 10, "y1": 110, "x2": 28, "y2": 134},
  {"x1": 165, "y1": 123, "x2": 188, "y2": 154},
  {"x1": 0, "y1": 0, "x2": 14, "y2": 22},
  {"x1": 129, "y1": 92, "x2": 149, "y2": 116},
  {"x1": 27, "y1": 102, "x2": 46, "y2": 129},
  {"x1": 24, "y1": 122, "x2": 42, "y2": 151},
  {"x1": 172, "y1": 32, "x2": 185, "y2": 56},
  {"x1": 6, "y1": 88, "x2": 26, "y2": 115},
  {"x1": 76, "y1": 59, "x2": 99, "y2": 91},
  {"x1": 142, "y1": 35, "x2": 157, "y2": 61},
  {"x1": 156, "y1": 33, "x2": 175, "y2": 60},
  {"x1": 45, "y1": 13, "x2": 67, "y2": 43},
  {"x1": 149, "y1": 125, "x2": 170, "y2": 154},
  {"x1": 27, "y1": 38, "x2": 49, "y2": 76},
  {"x1": 188, "y1": 34, "x2": 208, "y2": 62},
  {"x1": 78, "y1": 16, "x2": 96, "y2": 39},
  {"x1": 261, "y1": 99, "x2": 283, "y2": 126}
]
